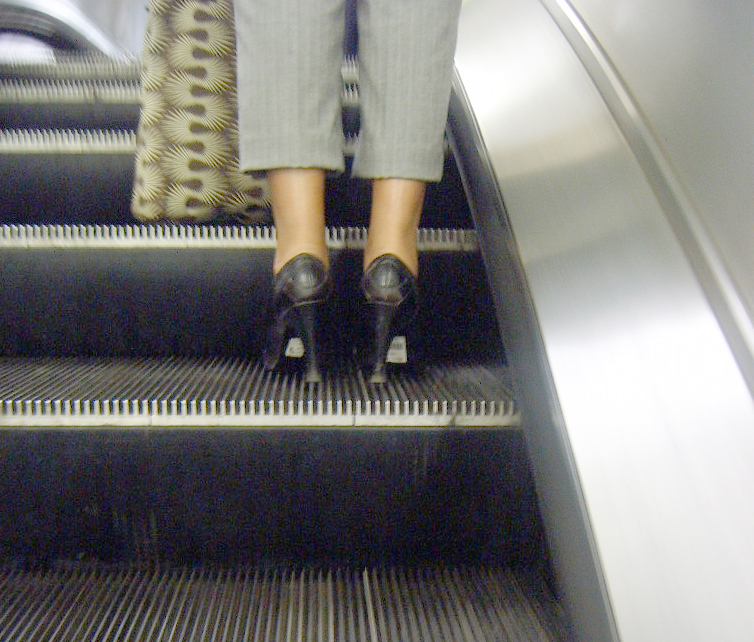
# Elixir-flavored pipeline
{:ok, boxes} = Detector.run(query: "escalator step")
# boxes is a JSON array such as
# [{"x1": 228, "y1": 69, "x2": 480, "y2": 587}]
[
  {"x1": 0, "y1": 77, "x2": 358, "y2": 106},
  {"x1": 0, "y1": 357, "x2": 518, "y2": 429},
  {"x1": 0, "y1": 78, "x2": 141, "y2": 129},
  {"x1": 0, "y1": 562, "x2": 568, "y2": 641},
  {"x1": 0, "y1": 224, "x2": 499, "y2": 361},
  {"x1": 0, "y1": 52, "x2": 354, "y2": 84},
  {"x1": 0, "y1": 129, "x2": 137, "y2": 222},
  {"x1": 0, "y1": 51, "x2": 358, "y2": 131},
  {"x1": 0, "y1": 79, "x2": 360, "y2": 130}
]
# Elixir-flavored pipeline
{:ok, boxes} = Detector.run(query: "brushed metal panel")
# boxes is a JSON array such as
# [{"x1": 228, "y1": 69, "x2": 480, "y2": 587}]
[
  {"x1": 539, "y1": 0, "x2": 754, "y2": 401},
  {"x1": 566, "y1": 0, "x2": 754, "y2": 334},
  {"x1": 456, "y1": 0, "x2": 754, "y2": 641}
]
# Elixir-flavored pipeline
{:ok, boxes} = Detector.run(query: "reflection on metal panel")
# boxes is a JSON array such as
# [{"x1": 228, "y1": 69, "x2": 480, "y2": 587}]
[
  {"x1": 566, "y1": 0, "x2": 754, "y2": 338},
  {"x1": 540, "y1": 0, "x2": 754, "y2": 399},
  {"x1": 0, "y1": 0, "x2": 129, "y2": 57},
  {"x1": 456, "y1": 0, "x2": 754, "y2": 641}
]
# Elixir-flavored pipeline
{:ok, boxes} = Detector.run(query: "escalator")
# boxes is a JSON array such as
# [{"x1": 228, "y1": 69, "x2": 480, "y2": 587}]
[{"x1": 0, "y1": 48, "x2": 574, "y2": 641}]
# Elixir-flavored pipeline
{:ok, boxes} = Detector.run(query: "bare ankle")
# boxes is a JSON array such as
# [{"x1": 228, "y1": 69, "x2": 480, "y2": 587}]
[
  {"x1": 274, "y1": 246, "x2": 329, "y2": 275},
  {"x1": 363, "y1": 251, "x2": 416, "y2": 277}
]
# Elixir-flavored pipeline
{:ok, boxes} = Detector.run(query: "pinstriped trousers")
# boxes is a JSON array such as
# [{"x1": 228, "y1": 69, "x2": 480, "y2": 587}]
[{"x1": 234, "y1": 0, "x2": 462, "y2": 182}]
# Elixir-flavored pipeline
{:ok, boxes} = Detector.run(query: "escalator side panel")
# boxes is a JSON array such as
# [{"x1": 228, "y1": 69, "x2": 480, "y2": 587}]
[{"x1": 455, "y1": 0, "x2": 754, "y2": 641}]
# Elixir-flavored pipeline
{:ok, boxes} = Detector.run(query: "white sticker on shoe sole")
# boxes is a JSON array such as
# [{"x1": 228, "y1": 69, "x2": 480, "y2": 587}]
[
  {"x1": 386, "y1": 336, "x2": 407, "y2": 364},
  {"x1": 285, "y1": 337, "x2": 305, "y2": 358}
]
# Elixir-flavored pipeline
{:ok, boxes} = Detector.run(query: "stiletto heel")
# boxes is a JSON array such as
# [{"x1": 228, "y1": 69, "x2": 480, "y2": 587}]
[
  {"x1": 361, "y1": 255, "x2": 418, "y2": 384},
  {"x1": 295, "y1": 301, "x2": 323, "y2": 383},
  {"x1": 263, "y1": 254, "x2": 330, "y2": 383},
  {"x1": 369, "y1": 302, "x2": 399, "y2": 384}
]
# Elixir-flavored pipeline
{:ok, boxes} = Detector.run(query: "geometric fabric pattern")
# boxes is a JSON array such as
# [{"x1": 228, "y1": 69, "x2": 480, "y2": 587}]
[{"x1": 131, "y1": 0, "x2": 270, "y2": 222}]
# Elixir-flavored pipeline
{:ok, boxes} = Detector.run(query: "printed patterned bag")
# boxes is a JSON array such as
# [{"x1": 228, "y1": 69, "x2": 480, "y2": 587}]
[{"x1": 131, "y1": 0, "x2": 270, "y2": 222}]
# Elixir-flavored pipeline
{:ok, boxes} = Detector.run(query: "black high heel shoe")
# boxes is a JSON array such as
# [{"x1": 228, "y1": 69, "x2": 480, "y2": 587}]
[
  {"x1": 361, "y1": 254, "x2": 418, "y2": 384},
  {"x1": 263, "y1": 254, "x2": 330, "y2": 383}
]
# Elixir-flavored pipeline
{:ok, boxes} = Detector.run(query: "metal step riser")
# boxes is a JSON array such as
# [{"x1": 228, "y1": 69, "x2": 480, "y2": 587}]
[
  {"x1": 0, "y1": 129, "x2": 347, "y2": 224},
  {"x1": 0, "y1": 78, "x2": 140, "y2": 129},
  {"x1": 0, "y1": 143, "x2": 135, "y2": 223},
  {"x1": 0, "y1": 128, "x2": 364, "y2": 155},
  {"x1": 0, "y1": 104, "x2": 140, "y2": 130},
  {"x1": 1, "y1": 105, "x2": 360, "y2": 134},
  {"x1": 0, "y1": 430, "x2": 538, "y2": 567},
  {"x1": 0, "y1": 129, "x2": 465, "y2": 228},
  {"x1": 0, "y1": 237, "x2": 501, "y2": 363}
]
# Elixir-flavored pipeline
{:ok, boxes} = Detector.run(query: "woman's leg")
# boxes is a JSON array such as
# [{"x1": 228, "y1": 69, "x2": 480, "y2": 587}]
[
  {"x1": 268, "y1": 169, "x2": 329, "y2": 274},
  {"x1": 363, "y1": 179, "x2": 425, "y2": 276},
  {"x1": 354, "y1": 0, "x2": 462, "y2": 273},
  {"x1": 234, "y1": 0, "x2": 345, "y2": 273}
]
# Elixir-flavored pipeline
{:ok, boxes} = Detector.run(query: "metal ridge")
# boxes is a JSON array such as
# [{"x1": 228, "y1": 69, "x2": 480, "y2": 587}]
[
  {"x1": 1, "y1": 54, "x2": 352, "y2": 84},
  {"x1": 0, "y1": 224, "x2": 479, "y2": 251},
  {"x1": 0, "y1": 357, "x2": 517, "y2": 429}
]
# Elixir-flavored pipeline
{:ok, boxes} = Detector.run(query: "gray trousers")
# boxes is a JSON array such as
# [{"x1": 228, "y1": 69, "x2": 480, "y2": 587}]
[{"x1": 234, "y1": 0, "x2": 462, "y2": 182}]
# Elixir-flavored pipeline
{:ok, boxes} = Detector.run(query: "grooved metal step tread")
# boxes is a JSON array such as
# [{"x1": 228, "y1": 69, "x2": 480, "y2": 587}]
[
  {"x1": 0, "y1": 224, "x2": 478, "y2": 251},
  {"x1": 0, "y1": 78, "x2": 140, "y2": 104},
  {"x1": 0, "y1": 127, "x2": 136, "y2": 153},
  {"x1": 0, "y1": 357, "x2": 518, "y2": 429},
  {"x1": 0, "y1": 561, "x2": 568, "y2": 642},
  {"x1": 0, "y1": 127, "x2": 363, "y2": 156}
]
